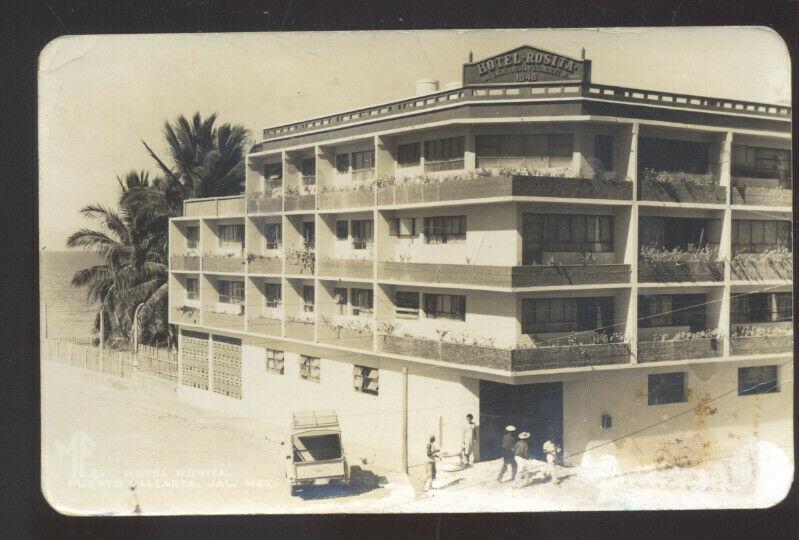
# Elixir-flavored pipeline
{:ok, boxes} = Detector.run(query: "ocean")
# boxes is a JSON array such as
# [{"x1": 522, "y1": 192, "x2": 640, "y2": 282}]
[{"x1": 40, "y1": 250, "x2": 103, "y2": 339}]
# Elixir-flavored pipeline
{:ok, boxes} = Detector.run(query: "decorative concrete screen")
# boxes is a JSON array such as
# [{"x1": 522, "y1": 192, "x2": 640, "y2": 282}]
[
  {"x1": 180, "y1": 330, "x2": 210, "y2": 390},
  {"x1": 211, "y1": 334, "x2": 243, "y2": 399}
]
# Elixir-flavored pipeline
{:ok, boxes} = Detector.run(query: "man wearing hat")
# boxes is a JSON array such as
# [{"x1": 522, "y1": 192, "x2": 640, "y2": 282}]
[
  {"x1": 496, "y1": 425, "x2": 518, "y2": 482},
  {"x1": 513, "y1": 431, "x2": 531, "y2": 460}
]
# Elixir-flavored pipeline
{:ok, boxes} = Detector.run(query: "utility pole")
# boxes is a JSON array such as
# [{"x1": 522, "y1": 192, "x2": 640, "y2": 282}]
[{"x1": 133, "y1": 303, "x2": 145, "y2": 354}]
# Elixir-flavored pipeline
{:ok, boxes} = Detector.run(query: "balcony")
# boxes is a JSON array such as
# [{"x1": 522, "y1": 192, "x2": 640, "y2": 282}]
[
  {"x1": 246, "y1": 193, "x2": 283, "y2": 213},
  {"x1": 376, "y1": 174, "x2": 632, "y2": 207},
  {"x1": 319, "y1": 257, "x2": 373, "y2": 280},
  {"x1": 318, "y1": 317, "x2": 373, "y2": 350},
  {"x1": 731, "y1": 252, "x2": 792, "y2": 281},
  {"x1": 285, "y1": 318, "x2": 315, "y2": 341},
  {"x1": 284, "y1": 194, "x2": 315, "y2": 212},
  {"x1": 171, "y1": 255, "x2": 200, "y2": 272},
  {"x1": 247, "y1": 314, "x2": 282, "y2": 337},
  {"x1": 203, "y1": 255, "x2": 246, "y2": 273},
  {"x1": 377, "y1": 335, "x2": 631, "y2": 372},
  {"x1": 317, "y1": 189, "x2": 375, "y2": 210},
  {"x1": 638, "y1": 172, "x2": 726, "y2": 204},
  {"x1": 377, "y1": 261, "x2": 630, "y2": 288},
  {"x1": 170, "y1": 306, "x2": 201, "y2": 325},
  {"x1": 637, "y1": 337, "x2": 722, "y2": 363},
  {"x1": 638, "y1": 260, "x2": 724, "y2": 283},
  {"x1": 731, "y1": 183, "x2": 792, "y2": 207},
  {"x1": 247, "y1": 255, "x2": 282, "y2": 274},
  {"x1": 203, "y1": 309, "x2": 246, "y2": 331}
]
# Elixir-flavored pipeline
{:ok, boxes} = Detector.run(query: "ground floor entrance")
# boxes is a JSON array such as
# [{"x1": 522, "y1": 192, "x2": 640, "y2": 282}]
[{"x1": 479, "y1": 380, "x2": 563, "y2": 462}]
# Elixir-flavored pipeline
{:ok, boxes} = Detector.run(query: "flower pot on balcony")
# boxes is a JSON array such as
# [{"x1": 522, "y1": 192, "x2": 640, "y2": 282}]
[
  {"x1": 637, "y1": 338, "x2": 722, "y2": 363},
  {"x1": 638, "y1": 260, "x2": 724, "y2": 282}
]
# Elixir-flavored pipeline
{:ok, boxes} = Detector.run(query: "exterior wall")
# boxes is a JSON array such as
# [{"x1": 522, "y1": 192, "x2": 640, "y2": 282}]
[
  {"x1": 383, "y1": 203, "x2": 518, "y2": 267},
  {"x1": 563, "y1": 359, "x2": 793, "y2": 470}
]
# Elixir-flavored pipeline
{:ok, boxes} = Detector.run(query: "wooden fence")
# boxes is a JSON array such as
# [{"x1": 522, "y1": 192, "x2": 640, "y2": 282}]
[{"x1": 43, "y1": 337, "x2": 178, "y2": 382}]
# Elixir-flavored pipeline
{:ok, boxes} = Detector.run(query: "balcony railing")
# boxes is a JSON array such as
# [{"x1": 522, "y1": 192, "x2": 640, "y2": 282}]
[
  {"x1": 319, "y1": 257, "x2": 373, "y2": 280},
  {"x1": 247, "y1": 314, "x2": 282, "y2": 337},
  {"x1": 203, "y1": 310, "x2": 246, "y2": 331},
  {"x1": 317, "y1": 189, "x2": 375, "y2": 210},
  {"x1": 259, "y1": 83, "x2": 789, "y2": 143},
  {"x1": 637, "y1": 337, "x2": 722, "y2": 363},
  {"x1": 731, "y1": 253, "x2": 792, "y2": 281},
  {"x1": 246, "y1": 194, "x2": 283, "y2": 213},
  {"x1": 731, "y1": 182, "x2": 792, "y2": 207},
  {"x1": 318, "y1": 320, "x2": 373, "y2": 351},
  {"x1": 638, "y1": 173, "x2": 726, "y2": 204},
  {"x1": 183, "y1": 195, "x2": 246, "y2": 217},
  {"x1": 171, "y1": 255, "x2": 200, "y2": 272},
  {"x1": 248, "y1": 256, "x2": 282, "y2": 274},
  {"x1": 285, "y1": 319, "x2": 315, "y2": 341},
  {"x1": 377, "y1": 334, "x2": 631, "y2": 372},
  {"x1": 203, "y1": 255, "x2": 246, "y2": 273},
  {"x1": 376, "y1": 174, "x2": 632, "y2": 207},
  {"x1": 730, "y1": 334, "x2": 792, "y2": 357},
  {"x1": 170, "y1": 306, "x2": 201, "y2": 326},
  {"x1": 638, "y1": 260, "x2": 724, "y2": 283},
  {"x1": 284, "y1": 194, "x2": 316, "y2": 211},
  {"x1": 377, "y1": 261, "x2": 630, "y2": 288}
]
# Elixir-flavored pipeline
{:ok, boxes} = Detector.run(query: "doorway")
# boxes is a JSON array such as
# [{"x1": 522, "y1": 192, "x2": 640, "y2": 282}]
[{"x1": 479, "y1": 380, "x2": 563, "y2": 462}]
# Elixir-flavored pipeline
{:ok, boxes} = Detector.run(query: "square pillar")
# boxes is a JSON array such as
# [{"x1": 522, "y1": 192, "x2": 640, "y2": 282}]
[{"x1": 464, "y1": 126, "x2": 476, "y2": 171}]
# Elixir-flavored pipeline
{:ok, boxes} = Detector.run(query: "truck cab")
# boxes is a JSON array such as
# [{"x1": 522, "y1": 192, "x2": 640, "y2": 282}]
[{"x1": 285, "y1": 410, "x2": 350, "y2": 495}]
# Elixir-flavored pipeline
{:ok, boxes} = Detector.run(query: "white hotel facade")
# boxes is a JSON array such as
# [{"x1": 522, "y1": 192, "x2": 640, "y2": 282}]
[{"x1": 167, "y1": 46, "x2": 793, "y2": 472}]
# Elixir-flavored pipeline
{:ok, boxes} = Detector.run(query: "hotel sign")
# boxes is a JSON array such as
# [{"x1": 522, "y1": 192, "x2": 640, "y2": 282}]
[{"x1": 463, "y1": 46, "x2": 590, "y2": 86}]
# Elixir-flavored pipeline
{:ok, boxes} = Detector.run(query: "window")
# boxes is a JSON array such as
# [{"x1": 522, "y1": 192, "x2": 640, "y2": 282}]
[
  {"x1": 397, "y1": 142, "x2": 421, "y2": 167},
  {"x1": 526, "y1": 213, "x2": 614, "y2": 252},
  {"x1": 475, "y1": 134, "x2": 574, "y2": 168},
  {"x1": 648, "y1": 372, "x2": 686, "y2": 405},
  {"x1": 264, "y1": 223, "x2": 282, "y2": 250},
  {"x1": 266, "y1": 349, "x2": 285, "y2": 375},
  {"x1": 185, "y1": 277, "x2": 199, "y2": 301},
  {"x1": 732, "y1": 220, "x2": 791, "y2": 251},
  {"x1": 595, "y1": 134, "x2": 614, "y2": 172},
  {"x1": 186, "y1": 226, "x2": 199, "y2": 250},
  {"x1": 219, "y1": 224, "x2": 244, "y2": 245},
  {"x1": 335, "y1": 220, "x2": 349, "y2": 240},
  {"x1": 521, "y1": 297, "x2": 614, "y2": 334},
  {"x1": 423, "y1": 215, "x2": 466, "y2": 244},
  {"x1": 299, "y1": 355, "x2": 321, "y2": 383},
  {"x1": 301, "y1": 221, "x2": 315, "y2": 249},
  {"x1": 395, "y1": 291, "x2": 420, "y2": 319},
  {"x1": 638, "y1": 294, "x2": 706, "y2": 330},
  {"x1": 424, "y1": 137, "x2": 464, "y2": 172},
  {"x1": 264, "y1": 163, "x2": 283, "y2": 183},
  {"x1": 738, "y1": 365, "x2": 779, "y2": 396},
  {"x1": 302, "y1": 286, "x2": 315, "y2": 313},
  {"x1": 424, "y1": 294, "x2": 466, "y2": 320},
  {"x1": 351, "y1": 219, "x2": 373, "y2": 249},
  {"x1": 352, "y1": 150, "x2": 375, "y2": 171},
  {"x1": 639, "y1": 217, "x2": 711, "y2": 250},
  {"x1": 389, "y1": 217, "x2": 417, "y2": 237},
  {"x1": 732, "y1": 292, "x2": 792, "y2": 324},
  {"x1": 264, "y1": 283, "x2": 282, "y2": 309},
  {"x1": 335, "y1": 153, "x2": 350, "y2": 174},
  {"x1": 334, "y1": 288, "x2": 348, "y2": 315},
  {"x1": 732, "y1": 145, "x2": 791, "y2": 184},
  {"x1": 639, "y1": 137, "x2": 711, "y2": 174},
  {"x1": 218, "y1": 280, "x2": 244, "y2": 305},
  {"x1": 351, "y1": 288, "x2": 373, "y2": 316},
  {"x1": 353, "y1": 365, "x2": 379, "y2": 396}
]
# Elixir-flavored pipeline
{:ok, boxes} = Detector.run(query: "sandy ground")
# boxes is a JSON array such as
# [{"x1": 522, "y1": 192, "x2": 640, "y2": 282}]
[{"x1": 41, "y1": 360, "x2": 792, "y2": 515}]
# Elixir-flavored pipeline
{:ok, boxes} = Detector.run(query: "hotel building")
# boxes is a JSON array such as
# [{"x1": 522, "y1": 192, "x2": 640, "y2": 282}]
[{"x1": 168, "y1": 46, "x2": 793, "y2": 471}]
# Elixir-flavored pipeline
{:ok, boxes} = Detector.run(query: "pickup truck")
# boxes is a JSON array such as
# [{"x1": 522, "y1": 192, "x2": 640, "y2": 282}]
[{"x1": 285, "y1": 410, "x2": 350, "y2": 495}]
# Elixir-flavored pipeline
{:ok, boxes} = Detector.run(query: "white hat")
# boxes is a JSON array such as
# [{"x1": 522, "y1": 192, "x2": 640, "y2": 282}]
[
  {"x1": 505, "y1": 425, "x2": 516, "y2": 432},
  {"x1": 518, "y1": 432, "x2": 530, "y2": 439}
]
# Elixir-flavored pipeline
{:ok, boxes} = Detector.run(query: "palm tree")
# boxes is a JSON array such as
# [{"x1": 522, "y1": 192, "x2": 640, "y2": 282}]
[
  {"x1": 68, "y1": 170, "x2": 169, "y2": 348},
  {"x1": 142, "y1": 112, "x2": 250, "y2": 202}
]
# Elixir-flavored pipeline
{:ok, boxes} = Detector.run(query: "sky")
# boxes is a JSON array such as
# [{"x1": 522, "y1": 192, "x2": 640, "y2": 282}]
[{"x1": 38, "y1": 27, "x2": 790, "y2": 250}]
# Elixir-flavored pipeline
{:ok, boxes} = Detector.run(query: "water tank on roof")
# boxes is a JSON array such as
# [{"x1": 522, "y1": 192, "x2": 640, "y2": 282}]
[{"x1": 415, "y1": 79, "x2": 439, "y2": 96}]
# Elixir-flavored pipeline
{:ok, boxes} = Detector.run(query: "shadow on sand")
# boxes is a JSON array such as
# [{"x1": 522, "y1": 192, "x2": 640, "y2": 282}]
[{"x1": 294, "y1": 465, "x2": 388, "y2": 500}]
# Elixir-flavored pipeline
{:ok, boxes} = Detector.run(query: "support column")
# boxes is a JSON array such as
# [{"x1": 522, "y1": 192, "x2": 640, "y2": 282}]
[
  {"x1": 374, "y1": 135, "x2": 395, "y2": 179},
  {"x1": 464, "y1": 126, "x2": 476, "y2": 170}
]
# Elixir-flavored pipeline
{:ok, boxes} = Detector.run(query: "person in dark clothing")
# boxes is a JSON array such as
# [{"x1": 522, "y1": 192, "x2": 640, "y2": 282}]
[
  {"x1": 496, "y1": 425, "x2": 518, "y2": 481},
  {"x1": 513, "y1": 431, "x2": 530, "y2": 460}
]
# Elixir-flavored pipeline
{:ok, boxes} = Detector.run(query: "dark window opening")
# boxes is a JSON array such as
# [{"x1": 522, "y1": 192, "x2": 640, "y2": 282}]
[{"x1": 648, "y1": 372, "x2": 686, "y2": 405}]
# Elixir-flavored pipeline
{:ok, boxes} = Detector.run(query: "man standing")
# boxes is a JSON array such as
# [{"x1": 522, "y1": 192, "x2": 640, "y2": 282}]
[
  {"x1": 460, "y1": 413, "x2": 477, "y2": 468},
  {"x1": 513, "y1": 431, "x2": 530, "y2": 460},
  {"x1": 423, "y1": 434, "x2": 440, "y2": 492},
  {"x1": 496, "y1": 425, "x2": 518, "y2": 482}
]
